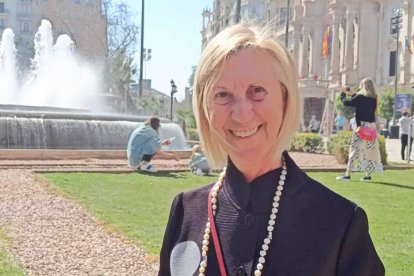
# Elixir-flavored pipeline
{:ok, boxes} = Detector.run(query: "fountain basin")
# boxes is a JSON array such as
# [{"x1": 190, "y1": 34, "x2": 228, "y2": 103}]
[{"x1": 0, "y1": 104, "x2": 188, "y2": 150}]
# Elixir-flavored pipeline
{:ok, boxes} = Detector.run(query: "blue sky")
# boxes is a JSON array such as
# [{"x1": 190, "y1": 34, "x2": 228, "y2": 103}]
[{"x1": 123, "y1": 0, "x2": 212, "y2": 100}]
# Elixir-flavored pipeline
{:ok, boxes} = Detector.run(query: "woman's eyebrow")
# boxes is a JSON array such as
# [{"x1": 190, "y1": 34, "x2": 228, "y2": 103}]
[{"x1": 212, "y1": 85, "x2": 229, "y2": 90}]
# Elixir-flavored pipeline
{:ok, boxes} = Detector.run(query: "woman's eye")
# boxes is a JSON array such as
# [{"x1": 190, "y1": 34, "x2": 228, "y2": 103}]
[
  {"x1": 248, "y1": 86, "x2": 267, "y2": 101},
  {"x1": 213, "y1": 91, "x2": 233, "y2": 105}
]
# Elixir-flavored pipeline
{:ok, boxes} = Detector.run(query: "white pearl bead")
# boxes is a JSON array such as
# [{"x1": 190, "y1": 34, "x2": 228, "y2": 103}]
[
  {"x1": 212, "y1": 191, "x2": 218, "y2": 197},
  {"x1": 278, "y1": 180, "x2": 285, "y2": 185},
  {"x1": 206, "y1": 222, "x2": 210, "y2": 228},
  {"x1": 267, "y1": 225, "x2": 274, "y2": 232},
  {"x1": 212, "y1": 204, "x2": 217, "y2": 210},
  {"x1": 211, "y1": 198, "x2": 217, "y2": 204},
  {"x1": 202, "y1": 250, "x2": 207, "y2": 256},
  {"x1": 274, "y1": 196, "x2": 280, "y2": 202},
  {"x1": 202, "y1": 245, "x2": 208, "y2": 251},
  {"x1": 268, "y1": 219, "x2": 275, "y2": 226},
  {"x1": 198, "y1": 273, "x2": 204, "y2": 276},
  {"x1": 259, "y1": 257, "x2": 266, "y2": 263},
  {"x1": 282, "y1": 169, "x2": 287, "y2": 175},
  {"x1": 200, "y1": 260, "x2": 207, "y2": 267},
  {"x1": 264, "y1": 238, "x2": 270, "y2": 244},
  {"x1": 203, "y1": 234, "x2": 210, "y2": 240},
  {"x1": 271, "y1": 208, "x2": 278, "y2": 214},
  {"x1": 280, "y1": 175, "x2": 286, "y2": 180},
  {"x1": 270, "y1": 214, "x2": 276, "y2": 220},
  {"x1": 257, "y1": 263, "x2": 263, "y2": 270},
  {"x1": 205, "y1": 228, "x2": 210, "y2": 234},
  {"x1": 254, "y1": 270, "x2": 262, "y2": 276},
  {"x1": 276, "y1": 191, "x2": 282, "y2": 196},
  {"x1": 202, "y1": 240, "x2": 209, "y2": 246},
  {"x1": 277, "y1": 186, "x2": 283, "y2": 191},
  {"x1": 260, "y1": 250, "x2": 266, "y2": 257},
  {"x1": 262, "y1": 244, "x2": 269, "y2": 251},
  {"x1": 199, "y1": 267, "x2": 205, "y2": 273}
]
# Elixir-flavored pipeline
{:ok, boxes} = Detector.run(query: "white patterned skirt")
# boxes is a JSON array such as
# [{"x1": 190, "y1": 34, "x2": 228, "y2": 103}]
[{"x1": 348, "y1": 121, "x2": 383, "y2": 173}]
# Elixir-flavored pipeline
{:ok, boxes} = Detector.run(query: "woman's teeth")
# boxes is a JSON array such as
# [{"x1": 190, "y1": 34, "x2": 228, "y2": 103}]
[{"x1": 232, "y1": 127, "x2": 258, "y2": 137}]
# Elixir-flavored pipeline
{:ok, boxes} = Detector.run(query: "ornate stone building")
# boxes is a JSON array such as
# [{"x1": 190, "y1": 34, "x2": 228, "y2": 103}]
[
  {"x1": 0, "y1": 0, "x2": 106, "y2": 62},
  {"x1": 201, "y1": 0, "x2": 414, "y2": 134}
]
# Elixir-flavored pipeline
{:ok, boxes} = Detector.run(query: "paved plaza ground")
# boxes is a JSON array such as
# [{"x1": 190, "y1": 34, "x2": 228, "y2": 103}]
[{"x1": 0, "y1": 138, "x2": 412, "y2": 275}]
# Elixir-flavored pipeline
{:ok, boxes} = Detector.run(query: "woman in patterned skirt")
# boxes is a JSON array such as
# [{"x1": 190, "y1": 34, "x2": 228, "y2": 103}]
[{"x1": 336, "y1": 79, "x2": 383, "y2": 181}]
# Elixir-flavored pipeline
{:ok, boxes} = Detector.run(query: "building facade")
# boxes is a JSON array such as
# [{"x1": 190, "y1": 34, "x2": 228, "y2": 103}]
[
  {"x1": 0, "y1": 0, "x2": 106, "y2": 62},
  {"x1": 201, "y1": 0, "x2": 414, "y2": 134}
]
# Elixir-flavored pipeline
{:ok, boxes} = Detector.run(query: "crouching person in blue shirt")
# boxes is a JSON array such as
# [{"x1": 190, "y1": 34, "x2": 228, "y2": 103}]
[
  {"x1": 127, "y1": 117, "x2": 179, "y2": 173},
  {"x1": 189, "y1": 145, "x2": 211, "y2": 176}
]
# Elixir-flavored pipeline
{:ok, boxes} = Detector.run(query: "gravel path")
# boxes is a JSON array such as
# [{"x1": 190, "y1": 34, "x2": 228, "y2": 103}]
[{"x1": 0, "y1": 169, "x2": 158, "y2": 276}]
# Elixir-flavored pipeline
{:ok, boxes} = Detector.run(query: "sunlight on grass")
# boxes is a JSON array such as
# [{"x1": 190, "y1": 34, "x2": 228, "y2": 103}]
[
  {"x1": 42, "y1": 170, "x2": 414, "y2": 275},
  {"x1": 0, "y1": 226, "x2": 24, "y2": 275}
]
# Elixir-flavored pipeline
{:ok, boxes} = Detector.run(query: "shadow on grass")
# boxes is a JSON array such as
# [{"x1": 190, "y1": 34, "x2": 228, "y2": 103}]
[
  {"x1": 369, "y1": 181, "x2": 414, "y2": 191},
  {"x1": 136, "y1": 171, "x2": 187, "y2": 179}
]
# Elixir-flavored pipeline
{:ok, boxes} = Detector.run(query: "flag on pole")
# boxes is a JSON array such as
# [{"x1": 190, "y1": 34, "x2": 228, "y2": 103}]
[
  {"x1": 322, "y1": 25, "x2": 331, "y2": 57},
  {"x1": 405, "y1": 37, "x2": 413, "y2": 54}
]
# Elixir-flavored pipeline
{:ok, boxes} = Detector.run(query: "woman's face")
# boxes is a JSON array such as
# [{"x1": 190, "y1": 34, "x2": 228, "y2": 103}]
[{"x1": 207, "y1": 48, "x2": 285, "y2": 164}]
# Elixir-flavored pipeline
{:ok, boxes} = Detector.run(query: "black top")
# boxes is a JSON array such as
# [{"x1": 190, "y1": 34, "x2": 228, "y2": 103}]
[
  {"x1": 340, "y1": 92, "x2": 377, "y2": 126},
  {"x1": 159, "y1": 152, "x2": 384, "y2": 276}
]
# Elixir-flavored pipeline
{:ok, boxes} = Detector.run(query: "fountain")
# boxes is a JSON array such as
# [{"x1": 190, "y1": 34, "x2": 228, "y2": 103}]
[{"x1": 0, "y1": 20, "x2": 187, "y2": 152}]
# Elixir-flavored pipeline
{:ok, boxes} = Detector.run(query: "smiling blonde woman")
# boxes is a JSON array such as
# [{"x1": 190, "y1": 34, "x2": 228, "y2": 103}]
[{"x1": 159, "y1": 24, "x2": 384, "y2": 276}]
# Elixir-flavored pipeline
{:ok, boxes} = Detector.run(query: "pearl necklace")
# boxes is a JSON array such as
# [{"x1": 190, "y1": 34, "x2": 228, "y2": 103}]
[{"x1": 198, "y1": 159, "x2": 287, "y2": 276}]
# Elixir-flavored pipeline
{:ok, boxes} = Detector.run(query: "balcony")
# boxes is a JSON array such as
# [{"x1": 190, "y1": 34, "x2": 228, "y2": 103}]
[{"x1": 17, "y1": 12, "x2": 34, "y2": 19}]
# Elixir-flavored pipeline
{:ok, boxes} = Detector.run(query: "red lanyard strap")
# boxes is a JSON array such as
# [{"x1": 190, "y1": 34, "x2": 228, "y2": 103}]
[{"x1": 208, "y1": 186, "x2": 227, "y2": 276}]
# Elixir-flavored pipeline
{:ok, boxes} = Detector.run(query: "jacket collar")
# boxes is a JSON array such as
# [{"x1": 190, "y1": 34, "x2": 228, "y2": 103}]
[{"x1": 222, "y1": 151, "x2": 305, "y2": 212}]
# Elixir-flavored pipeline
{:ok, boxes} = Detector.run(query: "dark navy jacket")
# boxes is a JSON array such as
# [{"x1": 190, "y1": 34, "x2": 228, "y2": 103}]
[{"x1": 159, "y1": 153, "x2": 384, "y2": 276}]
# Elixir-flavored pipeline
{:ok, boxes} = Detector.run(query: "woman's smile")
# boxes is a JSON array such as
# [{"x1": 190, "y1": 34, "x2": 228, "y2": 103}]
[{"x1": 229, "y1": 125, "x2": 262, "y2": 138}]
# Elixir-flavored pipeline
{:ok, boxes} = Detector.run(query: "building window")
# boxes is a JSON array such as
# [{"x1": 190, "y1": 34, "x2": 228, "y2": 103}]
[
  {"x1": 23, "y1": 5, "x2": 31, "y2": 15},
  {"x1": 279, "y1": 7, "x2": 288, "y2": 25},
  {"x1": 21, "y1": 22, "x2": 30, "y2": 33},
  {"x1": 0, "y1": 3, "x2": 5, "y2": 13},
  {"x1": 389, "y1": 51, "x2": 396, "y2": 76},
  {"x1": 0, "y1": 18, "x2": 4, "y2": 28}
]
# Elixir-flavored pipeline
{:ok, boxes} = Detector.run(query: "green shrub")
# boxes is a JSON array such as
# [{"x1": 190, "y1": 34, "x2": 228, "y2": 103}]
[
  {"x1": 186, "y1": 128, "x2": 199, "y2": 141},
  {"x1": 327, "y1": 131, "x2": 387, "y2": 164},
  {"x1": 378, "y1": 135, "x2": 388, "y2": 165},
  {"x1": 290, "y1": 133, "x2": 324, "y2": 153}
]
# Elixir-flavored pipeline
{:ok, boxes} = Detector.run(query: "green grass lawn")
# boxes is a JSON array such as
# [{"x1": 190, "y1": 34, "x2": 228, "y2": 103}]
[
  {"x1": 0, "y1": 226, "x2": 24, "y2": 276},
  {"x1": 41, "y1": 170, "x2": 414, "y2": 275}
]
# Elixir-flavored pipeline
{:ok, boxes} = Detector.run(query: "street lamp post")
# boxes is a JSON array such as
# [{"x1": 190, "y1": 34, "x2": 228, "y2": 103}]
[
  {"x1": 285, "y1": 0, "x2": 291, "y2": 47},
  {"x1": 139, "y1": 0, "x2": 145, "y2": 98},
  {"x1": 391, "y1": 8, "x2": 403, "y2": 124},
  {"x1": 170, "y1": 80, "x2": 177, "y2": 120}
]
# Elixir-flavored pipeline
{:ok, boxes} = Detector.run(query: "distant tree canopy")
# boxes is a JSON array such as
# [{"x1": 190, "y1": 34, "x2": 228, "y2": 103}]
[
  {"x1": 102, "y1": 0, "x2": 139, "y2": 112},
  {"x1": 335, "y1": 95, "x2": 355, "y2": 119},
  {"x1": 378, "y1": 89, "x2": 414, "y2": 121},
  {"x1": 378, "y1": 90, "x2": 394, "y2": 121},
  {"x1": 102, "y1": 0, "x2": 138, "y2": 58}
]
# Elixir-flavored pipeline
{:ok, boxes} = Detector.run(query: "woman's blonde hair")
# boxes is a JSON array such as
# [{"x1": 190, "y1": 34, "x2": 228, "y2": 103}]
[
  {"x1": 359, "y1": 78, "x2": 377, "y2": 99},
  {"x1": 192, "y1": 23, "x2": 301, "y2": 169}
]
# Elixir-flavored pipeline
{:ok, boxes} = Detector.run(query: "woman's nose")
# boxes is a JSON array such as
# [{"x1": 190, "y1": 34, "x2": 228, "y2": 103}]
[{"x1": 231, "y1": 99, "x2": 254, "y2": 123}]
